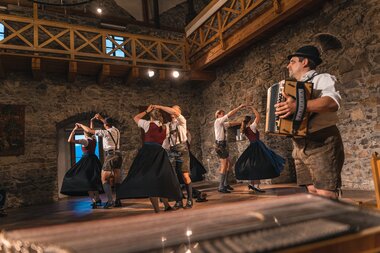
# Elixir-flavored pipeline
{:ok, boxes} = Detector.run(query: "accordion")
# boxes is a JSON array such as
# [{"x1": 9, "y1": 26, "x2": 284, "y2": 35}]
[{"x1": 265, "y1": 80, "x2": 313, "y2": 137}]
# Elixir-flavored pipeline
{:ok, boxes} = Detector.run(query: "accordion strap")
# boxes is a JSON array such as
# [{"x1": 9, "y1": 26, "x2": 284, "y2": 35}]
[
  {"x1": 292, "y1": 72, "x2": 319, "y2": 134},
  {"x1": 292, "y1": 82, "x2": 307, "y2": 134}
]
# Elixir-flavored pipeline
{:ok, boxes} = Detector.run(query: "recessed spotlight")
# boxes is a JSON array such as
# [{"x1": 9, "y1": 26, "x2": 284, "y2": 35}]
[
  {"x1": 148, "y1": 70, "x2": 155, "y2": 78},
  {"x1": 172, "y1": 70, "x2": 180, "y2": 78},
  {"x1": 97, "y1": 8, "x2": 102, "y2": 14}
]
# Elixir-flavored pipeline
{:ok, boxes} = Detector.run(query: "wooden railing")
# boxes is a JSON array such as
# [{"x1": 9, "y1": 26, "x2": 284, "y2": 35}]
[
  {"x1": 185, "y1": 0, "x2": 273, "y2": 59},
  {"x1": 0, "y1": 13, "x2": 187, "y2": 70},
  {"x1": 185, "y1": 0, "x2": 323, "y2": 69}
]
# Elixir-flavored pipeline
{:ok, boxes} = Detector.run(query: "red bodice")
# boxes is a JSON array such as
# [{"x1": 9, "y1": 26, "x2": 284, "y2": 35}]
[
  {"x1": 144, "y1": 123, "x2": 166, "y2": 144},
  {"x1": 244, "y1": 127, "x2": 260, "y2": 142}
]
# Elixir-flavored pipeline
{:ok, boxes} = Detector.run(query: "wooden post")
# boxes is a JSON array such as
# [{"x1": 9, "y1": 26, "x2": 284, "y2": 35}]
[
  {"x1": 371, "y1": 152, "x2": 380, "y2": 209},
  {"x1": 68, "y1": 61, "x2": 77, "y2": 82},
  {"x1": 97, "y1": 64, "x2": 110, "y2": 84}
]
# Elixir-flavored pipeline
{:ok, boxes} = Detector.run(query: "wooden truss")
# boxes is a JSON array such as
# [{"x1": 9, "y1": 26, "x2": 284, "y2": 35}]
[{"x1": 186, "y1": 0, "x2": 325, "y2": 70}]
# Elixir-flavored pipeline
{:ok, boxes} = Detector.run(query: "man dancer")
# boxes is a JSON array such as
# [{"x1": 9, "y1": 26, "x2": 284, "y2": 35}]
[
  {"x1": 78, "y1": 113, "x2": 123, "y2": 208},
  {"x1": 155, "y1": 104, "x2": 193, "y2": 209},
  {"x1": 214, "y1": 104, "x2": 245, "y2": 193}
]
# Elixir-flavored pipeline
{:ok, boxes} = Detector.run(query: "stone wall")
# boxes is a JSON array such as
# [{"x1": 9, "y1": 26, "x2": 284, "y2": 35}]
[
  {"x1": 0, "y1": 74, "x2": 204, "y2": 208},
  {"x1": 197, "y1": 0, "x2": 380, "y2": 189},
  {"x1": 160, "y1": 0, "x2": 211, "y2": 31}
]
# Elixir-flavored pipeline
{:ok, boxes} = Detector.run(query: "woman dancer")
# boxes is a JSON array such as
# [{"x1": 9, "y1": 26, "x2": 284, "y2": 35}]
[
  {"x1": 235, "y1": 107, "x2": 285, "y2": 192},
  {"x1": 61, "y1": 120, "x2": 103, "y2": 208},
  {"x1": 116, "y1": 105, "x2": 182, "y2": 213}
]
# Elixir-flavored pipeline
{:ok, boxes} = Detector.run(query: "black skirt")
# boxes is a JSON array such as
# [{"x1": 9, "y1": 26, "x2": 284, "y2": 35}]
[
  {"x1": 60, "y1": 154, "x2": 103, "y2": 196},
  {"x1": 235, "y1": 140, "x2": 285, "y2": 180},
  {"x1": 117, "y1": 143, "x2": 182, "y2": 201},
  {"x1": 190, "y1": 151, "x2": 207, "y2": 182}
]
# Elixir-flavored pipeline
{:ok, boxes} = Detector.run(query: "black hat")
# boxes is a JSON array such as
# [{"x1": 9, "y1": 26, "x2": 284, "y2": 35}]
[{"x1": 287, "y1": 45, "x2": 322, "y2": 66}]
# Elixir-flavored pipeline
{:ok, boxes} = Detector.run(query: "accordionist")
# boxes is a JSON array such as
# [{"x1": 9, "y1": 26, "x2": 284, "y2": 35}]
[{"x1": 274, "y1": 45, "x2": 345, "y2": 199}]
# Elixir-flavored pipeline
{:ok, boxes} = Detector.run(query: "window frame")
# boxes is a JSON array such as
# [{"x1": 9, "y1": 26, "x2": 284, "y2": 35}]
[{"x1": 106, "y1": 35, "x2": 126, "y2": 57}]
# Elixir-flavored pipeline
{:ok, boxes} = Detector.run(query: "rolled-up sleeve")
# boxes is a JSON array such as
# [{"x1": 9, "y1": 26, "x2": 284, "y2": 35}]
[{"x1": 317, "y1": 74, "x2": 342, "y2": 109}]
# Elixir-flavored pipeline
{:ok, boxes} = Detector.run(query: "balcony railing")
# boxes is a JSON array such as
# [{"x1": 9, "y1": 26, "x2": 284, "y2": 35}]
[
  {"x1": 0, "y1": 13, "x2": 187, "y2": 70},
  {"x1": 185, "y1": 0, "x2": 323, "y2": 70}
]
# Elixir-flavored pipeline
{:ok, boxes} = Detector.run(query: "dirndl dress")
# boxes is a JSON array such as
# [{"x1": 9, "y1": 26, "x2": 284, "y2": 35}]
[
  {"x1": 61, "y1": 138, "x2": 103, "y2": 196},
  {"x1": 235, "y1": 128, "x2": 285, "y2": 180},
  {"x1": 117, "y1": 122, "x2": 182, "y2": 201}
]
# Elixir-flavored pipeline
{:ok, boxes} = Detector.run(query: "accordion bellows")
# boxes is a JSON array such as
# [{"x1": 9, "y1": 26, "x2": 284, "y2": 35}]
[{"x1": 265, "y1": 80, "x2": 313, "y2": 137}]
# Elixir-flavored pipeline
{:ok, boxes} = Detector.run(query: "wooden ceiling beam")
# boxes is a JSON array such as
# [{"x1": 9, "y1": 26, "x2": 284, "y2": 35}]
[
  {"x1": 31, "y1": 57, "x2": 42, "y2": 81},
  {"x1": 190, "y1": 0, "x2": 324, "y2": 70},
  {"x1": 68, "y1": 61, "x2": 77, "y2": 82},
  {"x1": 97, "y1": 64, "x2": 110, "y2": 84}
]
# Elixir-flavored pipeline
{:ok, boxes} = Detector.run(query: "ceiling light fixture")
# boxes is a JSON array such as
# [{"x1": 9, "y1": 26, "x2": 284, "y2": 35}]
[
  {"x1": 147, "y1": 70, "x2": 155, "y2": 78},
  {"x1": 172, "y1": 70, "x2": 180, "y2": 78}
]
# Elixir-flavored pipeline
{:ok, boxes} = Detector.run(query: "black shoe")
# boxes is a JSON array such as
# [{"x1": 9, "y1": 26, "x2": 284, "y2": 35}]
[
  {"x1": 164, "y1": 205, "x2": 174, "y2": 212},
  {"x1": 218, "y1": 187, "x2": 231, "y2": 193},
  {"x1": 225, "y1": 185, "x2": 234, "y2": 191},
  {"x1": 95, "y1": 199, "x2": 102, "y2": 206},
  {"x1": 172, "y1": 201, "x2": 184, "y2": 210},
  {"x1": 114, "y1": 199, "x2": 122, "y2": 207},
  {"x1": 184, "y1": 199, "x2": 193, "y2": 209},
  {"x1": 103, "y1": 201, "x2": 114, "y2": 209},
  {"x1": 91, "y1": 202, "x2": 97, "y2": 209},
  {"x1": 248, "y1": 184, "x2": 266, "y2": 193},
  {"x1": 196, "y1": 193, "x2": 208, "y2": 202}
]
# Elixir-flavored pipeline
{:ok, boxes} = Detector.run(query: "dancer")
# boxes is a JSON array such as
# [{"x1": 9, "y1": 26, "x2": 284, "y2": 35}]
[
  {"x1": 60, "y1": 121, "x2": 103, "y2": 209},
  {"x1": 235, "y1": 107, "x2": 285, "y2": 193},
  {"x1": 116, "y1": 105, "x2": 182, "y2": 213},
  {"x1": 78, "y1": 114, "x2": 122, "y2": 208},
  {"x1": 155, "y1": 104, "x2": 193, "y2": 209},
  {"x1": 214, "y1": 104, "x2": 245, "y2": 193}
]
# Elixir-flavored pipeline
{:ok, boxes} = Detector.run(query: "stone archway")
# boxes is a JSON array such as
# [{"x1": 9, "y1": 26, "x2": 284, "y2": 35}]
[{"x1": 56, "y1": 111, "x2": 123, "y2": 198}]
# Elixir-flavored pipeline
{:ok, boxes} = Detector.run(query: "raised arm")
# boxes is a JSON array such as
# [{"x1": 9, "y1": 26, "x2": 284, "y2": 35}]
[
  {"x1": 95, "y1": 113, "x2": 106, "y2": 124},
  {"x1": 252, "y1": 107, "x2": 261, "y2": 125},
  {"x1": 68, "y1": 124, "x2": 79, "y2": 143},
  {"x1": 227, "y1": 121, "x2": 242, "y2": 127},
  {"x1": 133, "y1": 105, "x2": 153, "y2": 124},
  {"x1": 154, "y1": 105, "x2": 180, "y2": 117},
  {"x1": 77, "y1": 123, "x2": 95, "y2": 135},
  {"x1": 90, "y1": 116, "x2": 96, "y2": 129},
  {"x1": 226, "y1": 104, "x2": 245, "y2": 118}
]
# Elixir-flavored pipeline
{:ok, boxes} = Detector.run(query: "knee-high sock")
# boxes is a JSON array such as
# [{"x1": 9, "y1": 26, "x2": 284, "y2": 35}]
[
  {"x1": 185, "y1": 183, "x2": 193, "y2": 201},
  {"x1": 219, "y1": 173, "x2": 226, "y2": 190},
  {"x1": 102, "y1": 183, "x2": 113, "y2": 202},
  {"x1": 223, "y1": 172, "x2": 229, "y2": 186}
]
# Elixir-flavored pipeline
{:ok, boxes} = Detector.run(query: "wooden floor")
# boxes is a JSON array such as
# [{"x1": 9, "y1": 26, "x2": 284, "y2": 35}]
[{"x1": 1, "y1": 182, "x2": 377, "y2": 232}]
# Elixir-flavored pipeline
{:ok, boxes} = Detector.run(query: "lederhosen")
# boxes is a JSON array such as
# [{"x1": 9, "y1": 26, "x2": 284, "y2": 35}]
[
  {"x1": 102, "y1": 129, "x2": 122, "y2": 171},
  {"x1": 167, "y1": 123, "x2": 190, "y2": 173},
  {"x1": 215, "y1": 125, "x2": 229, "y2": 159}
]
